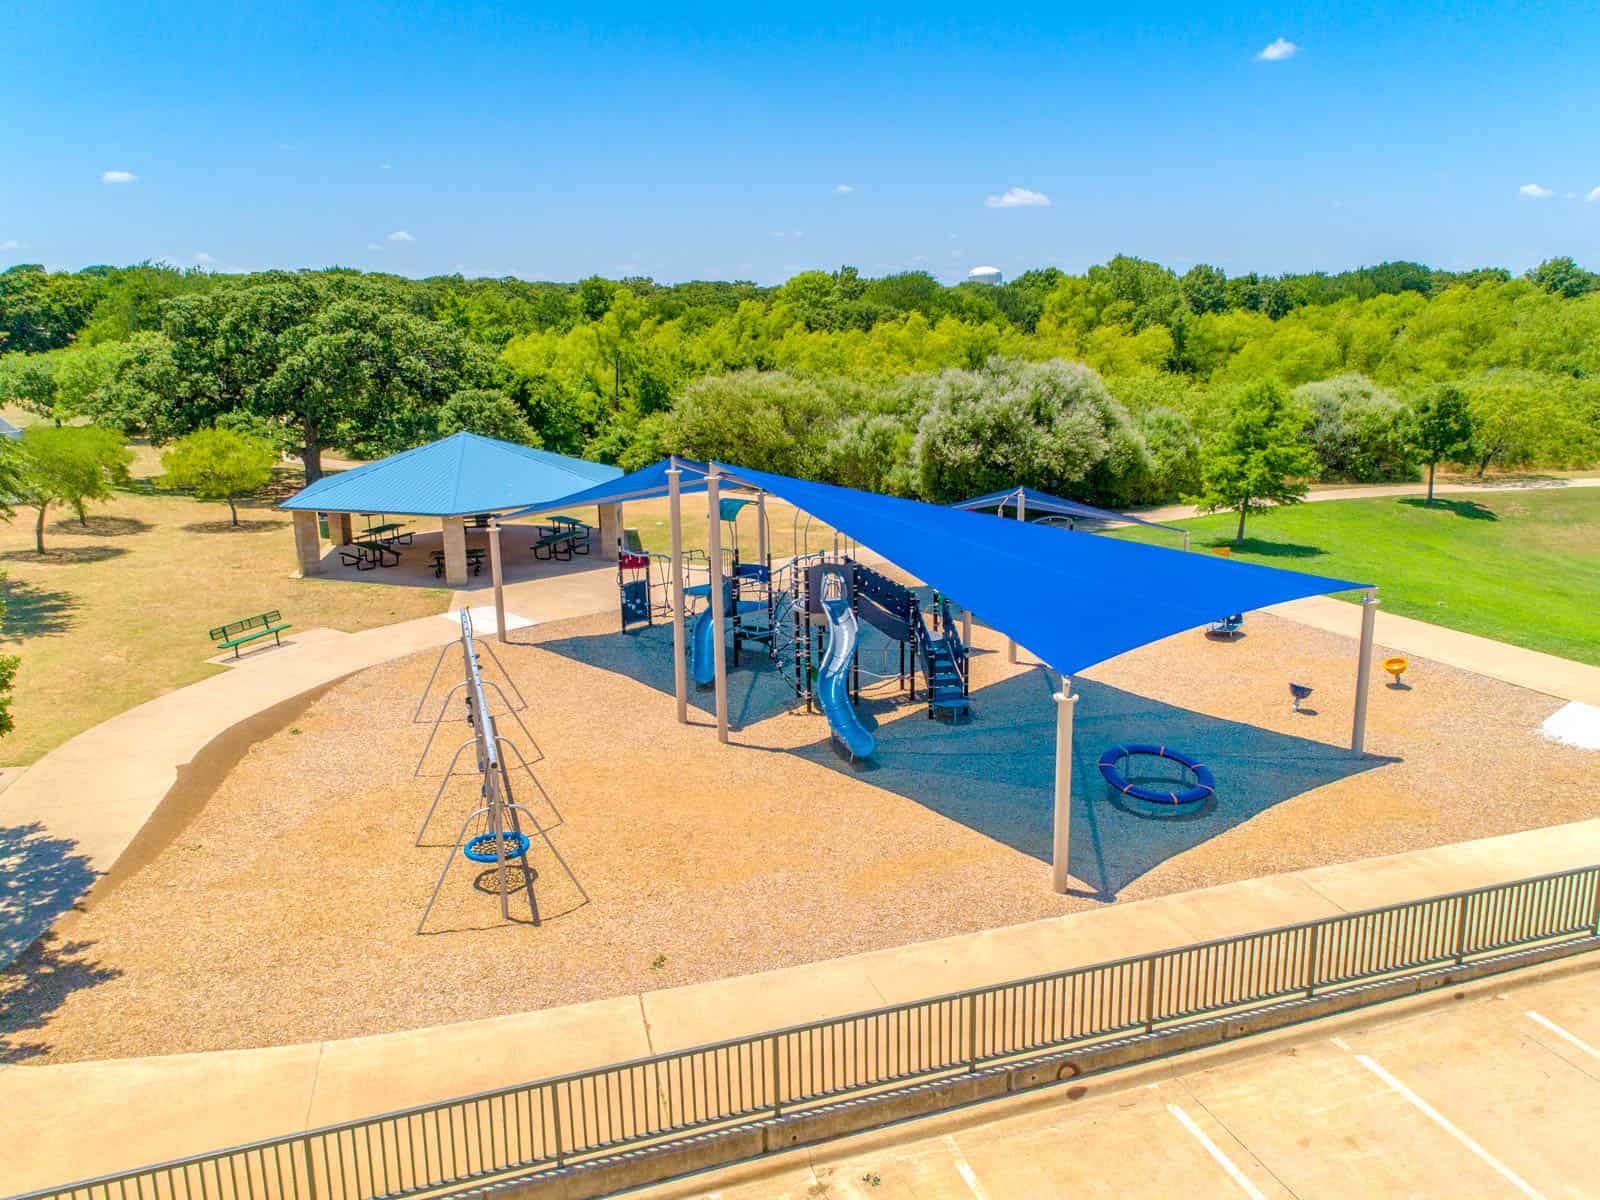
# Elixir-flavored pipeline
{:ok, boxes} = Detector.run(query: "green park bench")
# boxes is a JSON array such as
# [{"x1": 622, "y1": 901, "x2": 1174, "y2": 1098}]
[{"x1": 208, "y1": 610, "x2": 292, "y2": 658}]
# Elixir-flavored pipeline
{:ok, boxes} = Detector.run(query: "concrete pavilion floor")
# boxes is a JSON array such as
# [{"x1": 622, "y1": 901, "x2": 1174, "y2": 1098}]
[{"x1": 310, "y1": 518, "x2": 615, "y2": 591}]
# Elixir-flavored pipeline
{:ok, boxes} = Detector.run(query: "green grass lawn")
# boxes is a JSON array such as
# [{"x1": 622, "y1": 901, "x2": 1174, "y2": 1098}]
[{"x1": 1111, "y1": 490, "x2": 1600, "y2": 666}]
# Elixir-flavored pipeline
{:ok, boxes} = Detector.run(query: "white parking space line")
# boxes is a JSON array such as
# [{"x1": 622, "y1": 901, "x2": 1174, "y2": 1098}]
[
  {"x1": 1352, "y1": 1054, "x2": 1546, "y2": 1200},
  {"x1": 941, "y1": 1134, "x2": 992, "y2": 1200},
  {"x1": 1166, "y1": 1104, "x2": 1268, "y2": 1200},
  {"x1": 1526, "y1": 1010, "x2": 1600, "y2": 1065}
]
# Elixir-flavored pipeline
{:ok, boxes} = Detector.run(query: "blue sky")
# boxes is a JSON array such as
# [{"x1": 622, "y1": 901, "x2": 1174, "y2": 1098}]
[{"x1": 4, "y1": 1, "x2": 1598, "y2": 283}]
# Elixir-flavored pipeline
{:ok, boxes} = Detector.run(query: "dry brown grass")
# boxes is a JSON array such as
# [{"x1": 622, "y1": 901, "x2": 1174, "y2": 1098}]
[
  {"x1": 0, "y1": 483, "x2": 449, "y2": 765},
  {"x1": 5, "y1": 606, "x2": 1593, "y2": 1065}
]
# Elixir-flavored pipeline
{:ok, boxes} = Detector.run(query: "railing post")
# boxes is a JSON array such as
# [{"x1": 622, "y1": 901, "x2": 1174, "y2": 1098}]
[
  {"x1": 1303, "y1": 924, "x2": 1320, "y2": 998},
  {"x1": 302, "y1": 1138, "x2": 319, "y2": 1200},
  {"x1": 967, "y1": 992, "x2": 979, "y2": 1070},
  {"x1": 770, "y1": 1037, "x2": 782, "y2": 1117},
  {"x1": 1453, "y1": 892, "x2": 1471, "y2": 964},
  {"x1": 1143, "y1": 957, "x2": 1159, "y2": 1033},
  {"x1": 1591, "y1": 868, "x2": 1600, "y2": 935},
  {"x1": 551, "y1": 1084, "x2": 564, "y2": 1168}
]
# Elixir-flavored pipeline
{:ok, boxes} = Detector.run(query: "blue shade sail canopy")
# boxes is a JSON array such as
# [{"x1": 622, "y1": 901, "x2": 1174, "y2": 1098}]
[
  {"x1": 955, "y1": 486, "x2": 1186, "y2": 536},
  {"x1": 502, "y1": 456, "x2": 712, "y2": 518},
  {"x1": 707, "y1": 463, "x2": 1369, "y2": 677},
  {"x1": 280, "y1": 432, "x2": 622, "y2": 518}
]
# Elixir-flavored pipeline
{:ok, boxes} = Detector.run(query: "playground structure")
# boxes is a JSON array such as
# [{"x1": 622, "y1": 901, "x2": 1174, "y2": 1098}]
[
  {"x1": 521, "y1": 455, "x2": 1377, "y2": 895},
  {"x1": 414, "y1": 609, "x2": 586, "y2": 934},
  {"x1": 615, "y1": 491, "x2": 974, "y2": 762}
]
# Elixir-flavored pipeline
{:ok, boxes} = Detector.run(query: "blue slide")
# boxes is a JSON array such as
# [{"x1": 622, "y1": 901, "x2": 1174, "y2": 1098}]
[
  {"x1": 691, "y1": 596, "x2": 767, "y2": 687},
  {"x1": 816, "y1": 573, "x2": 876, "y2": 762}
]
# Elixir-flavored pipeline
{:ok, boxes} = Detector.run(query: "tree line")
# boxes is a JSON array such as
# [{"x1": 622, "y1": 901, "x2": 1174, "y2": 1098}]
[{"x1": 1, "y1": 255, "x2": 1597, "y2": 505}]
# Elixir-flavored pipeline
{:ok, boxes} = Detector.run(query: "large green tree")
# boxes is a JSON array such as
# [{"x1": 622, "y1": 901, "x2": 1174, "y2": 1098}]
[
  {"x1": 14, "y1": 425, "x2": 133, "y2": 552},
  {"x1": 1195, "y1": 381, "x2": 1318, "y2": 544},
  {"x1": 161, "y1": 428, "x2": 278, "y2": 525},
  {"x1": 1405, "y1": 384, "x2": 1475, "y2": 504}
]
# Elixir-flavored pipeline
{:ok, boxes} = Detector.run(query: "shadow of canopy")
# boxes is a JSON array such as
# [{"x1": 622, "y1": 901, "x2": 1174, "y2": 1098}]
[{"x1": 533, "y1": 623, "x2": 1392, "y2": 900}]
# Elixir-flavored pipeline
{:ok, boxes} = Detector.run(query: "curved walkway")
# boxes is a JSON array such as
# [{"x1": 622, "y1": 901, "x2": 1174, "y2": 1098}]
[{"x1": 1135, "y1": 473, "x2": 1600, "y2": 524}]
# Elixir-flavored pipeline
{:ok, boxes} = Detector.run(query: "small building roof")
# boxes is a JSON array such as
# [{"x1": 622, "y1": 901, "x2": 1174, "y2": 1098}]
[
  {"x1": 0, "y1": 416, "x2": 21, "y2": 440},
  {"x1": 954, "y1": 486, "x2": 1186, "y2": 536},
  {"x1": 279, "y1": 431, "x2": 623, "y2": 518}
]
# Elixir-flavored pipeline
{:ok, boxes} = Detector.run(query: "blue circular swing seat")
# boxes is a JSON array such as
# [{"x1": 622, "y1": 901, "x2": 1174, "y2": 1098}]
[
  {"x1": 464, "y1": 831, "x2": 531, "y2": 863},
  {"x1": 1097, "y1": 743, "x2": 1216, "y2": 807}
]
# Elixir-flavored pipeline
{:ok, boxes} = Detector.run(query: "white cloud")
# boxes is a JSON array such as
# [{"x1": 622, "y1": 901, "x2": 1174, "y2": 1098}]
[
  {"x1": 833, "y1": 184, "x2": 853, "y2": 194},
  {"x1": 386, "y1": 230, "x2": 415, "y2": 242},
  {"x1": 194, "y1": 252, "x2": 217, "y2": 264},
  {"x1": 769, "y1": 231, "x2": 805, "y2": 239},
  {"x1": 101, "y1": 169, "x2": 138, "y2": 184},
  {"x1": 380, "y1": 162, "x2": 392, "y2": 170},
  {"x1": 367, "y1": 243, "x2": 384, "y2": 251},
  {"x1": 1587, "y1": 186, "x2": 1600, "y2": 203},
  {"x1": 1256, "y1": 37, "x2": 1300, "y2": 61},
  {"x1": 985, "y1": 186, "x2": 1050, "y2": 209},
  {"x1": 0, "y1": 239, "x2": 20, "y2": 251},
  {"x1": 1519, "y1": 183, "x2": 1554, "y2": 199}
]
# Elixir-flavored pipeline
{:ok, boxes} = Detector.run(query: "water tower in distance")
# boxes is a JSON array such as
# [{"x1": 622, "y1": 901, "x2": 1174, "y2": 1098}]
[{"x1": 967, "y1": 265, "x2": 1003, "y2": 285}]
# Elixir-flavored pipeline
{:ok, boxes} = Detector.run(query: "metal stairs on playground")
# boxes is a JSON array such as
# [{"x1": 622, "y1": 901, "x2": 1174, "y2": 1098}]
[{"x1": 918, "y1": 622, "x2": 970, "y2": 722}]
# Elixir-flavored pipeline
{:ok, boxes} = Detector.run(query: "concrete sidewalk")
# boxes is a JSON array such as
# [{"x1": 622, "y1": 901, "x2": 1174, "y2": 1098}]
[
  {"x1": 5, "y1": 816, "x2": 1598, "y2": 1192},
  {"x1": 1137, "y1": 474, "x2": 1600, "y2": 523}
]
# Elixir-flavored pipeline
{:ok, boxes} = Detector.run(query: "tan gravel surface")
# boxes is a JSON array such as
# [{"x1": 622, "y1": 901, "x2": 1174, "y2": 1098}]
[{"x1": 3, "y1": 608, "x2": 1593, "y2": 1064}]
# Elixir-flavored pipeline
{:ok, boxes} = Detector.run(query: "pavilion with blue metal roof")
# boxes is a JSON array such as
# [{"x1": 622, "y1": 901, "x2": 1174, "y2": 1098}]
[{"x1": 279, "y1": 432, "x2": 623, "y2": 585}]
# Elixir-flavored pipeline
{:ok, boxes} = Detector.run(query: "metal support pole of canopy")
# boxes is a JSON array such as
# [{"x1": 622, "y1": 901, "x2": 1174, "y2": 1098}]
[{"x1": 1351, "y1": 587, "x2": 1379, "y2": 753}]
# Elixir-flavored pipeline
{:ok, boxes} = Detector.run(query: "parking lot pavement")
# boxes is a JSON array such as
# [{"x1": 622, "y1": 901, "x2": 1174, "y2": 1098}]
[{"x1": 636, "y1": 958, "x2": 1600, "y2": 1199}]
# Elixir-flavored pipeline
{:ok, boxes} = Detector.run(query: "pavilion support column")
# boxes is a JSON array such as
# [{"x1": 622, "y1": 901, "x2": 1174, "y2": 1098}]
[
  {"x1": 488, "y1": 519, "x2": 507, "y2": 644},
  {"x1": 292, "y1": 510, "x2": 323, "y2": 577},
  {"x1": 442, "y1": 516, "x2": 468, "y2": 587},
  {"x1": 756, "y1": 493, "x2": 769, "y2": 566},
  {"x1": 668, "y1": 462, "x2": 688, "y2": 724},
  {"x1": 706, "y1": 466, "x2": 730, "y2": 743},
  {"x1": 1007, "y1": 491, "x2": 1026, "y2": 664},
  {"x1": 1351, "y1": 587, "x2": 1379, "y2": 754},
  {"x1": 598, "y1": 503, "x2": 622, "y2": 561},
  {"x1": 1051, "y1": 680, "x2": 1080, "y2": 895},
  {"x1": 333, "y1": 513, "x2": 353, "y2": 546}
]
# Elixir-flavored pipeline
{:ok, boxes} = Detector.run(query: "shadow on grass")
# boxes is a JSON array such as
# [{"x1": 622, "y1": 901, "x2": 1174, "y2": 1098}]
[
  {"x1": 179, "y1": 518, "x2": 283, "y2": 535},
  {"x1": 536, "y1": 623, "x2": 1394, "y2": 901},
  {"x1": 0, "y1": 546, "x2": 128, "y2": 566},
  {"x1": 0, "y1": 822, "x2": 117, "y2": 1061},
  {"x1": 1, "y1": 578, "x2": 79, "y2": 636},
  {"x1": 1200, "y1": 537, "x2": 1325, "y2": 559},
  {"x1": 47, "y1": 514, "x2": 151, "y2": 537},
  {"x1": 1396, "y1": 498, "x2": 1498, "y2": 520}
]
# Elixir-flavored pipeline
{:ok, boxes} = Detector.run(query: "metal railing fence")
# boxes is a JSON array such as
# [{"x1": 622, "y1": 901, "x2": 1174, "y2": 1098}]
[{"x1": 14, "y1": 865, "x2": 1598, "y2": 1200}]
